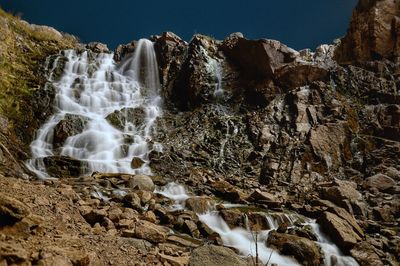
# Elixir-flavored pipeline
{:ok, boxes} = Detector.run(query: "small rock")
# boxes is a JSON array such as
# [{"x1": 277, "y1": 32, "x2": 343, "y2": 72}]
[{"x1": 134, "y1": 220, "x2": 168, "y2": 243}]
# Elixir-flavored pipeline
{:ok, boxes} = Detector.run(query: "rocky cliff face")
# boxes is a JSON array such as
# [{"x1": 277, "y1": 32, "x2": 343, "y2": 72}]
[
  {"x1": 335, "y1": 0, "x2": 400, "y2": 63},
  {"x1": 0, "y1": 1, "x2": 399, "y2": 265}
]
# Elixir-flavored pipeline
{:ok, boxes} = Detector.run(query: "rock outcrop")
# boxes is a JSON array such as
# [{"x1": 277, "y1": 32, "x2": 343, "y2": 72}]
[{"x1": 335, "y1": 0, "x2": 400, "y2": 63}]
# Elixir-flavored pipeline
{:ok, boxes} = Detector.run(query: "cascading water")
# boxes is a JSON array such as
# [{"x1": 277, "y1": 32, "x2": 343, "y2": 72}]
[
  {"x1": 26, "y1": 39, "x2": 162, "y2": 179},
  {"x1": 157, "y1": 182, "x2": 359, "y2": 266}
]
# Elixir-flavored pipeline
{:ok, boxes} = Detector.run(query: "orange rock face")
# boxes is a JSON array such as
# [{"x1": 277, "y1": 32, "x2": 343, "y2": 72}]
[{"x1": 335, "y1": 0, "x2": 400, "y2": 63}]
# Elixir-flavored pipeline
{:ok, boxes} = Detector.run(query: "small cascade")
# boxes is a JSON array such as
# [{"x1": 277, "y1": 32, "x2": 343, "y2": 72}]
[
  {"x1": 211, "y1": 60, "x2": 224, "y2": 99},
  {"x1": 26, "y1": 39, "x2": 162, "y2": 179},
  {"x1": 157, "y1": 182, "x2": 359, "y2": 266},
  {"x1": 214, "y1": 118, "x2": 239, "y2": 170}
]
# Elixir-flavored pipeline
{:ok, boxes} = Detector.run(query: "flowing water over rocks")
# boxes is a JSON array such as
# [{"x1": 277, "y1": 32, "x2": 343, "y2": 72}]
[
  {"x1": 157, "y1": 182, "x2": 359, "y2": 266},
  {"x1": 26, "y1": 39, "x2": 162, "y2": 179}
]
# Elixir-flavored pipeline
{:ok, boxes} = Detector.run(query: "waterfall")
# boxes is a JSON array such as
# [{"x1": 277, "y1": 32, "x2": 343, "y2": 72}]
[{"x1": 26, "y1": 39, "x2": 162, "y2": 179}]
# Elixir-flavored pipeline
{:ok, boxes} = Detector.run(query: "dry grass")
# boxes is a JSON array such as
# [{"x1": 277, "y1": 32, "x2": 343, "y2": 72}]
[{"x1": 0, "y1": 7, "x2": 77, "y2": 126}]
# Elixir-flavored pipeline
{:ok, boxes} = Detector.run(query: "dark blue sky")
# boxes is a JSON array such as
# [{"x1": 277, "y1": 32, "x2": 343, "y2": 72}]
[{"x1": 0, "y1": 0, "x2": 357, "y2": 50}]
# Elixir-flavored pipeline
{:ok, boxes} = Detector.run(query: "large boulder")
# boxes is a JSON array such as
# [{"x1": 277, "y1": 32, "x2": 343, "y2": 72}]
[
  {"x1": 189, "y1": 245, "x2": 246, "y2": 266},
  {"x1": 221, "y1": 34, "x2": 298, "y2": 79},
  {"x1": 318, "y1": 211, "x2": 362, "y2": 252},
  {"x1": 335, "y1": 0, "x2": 400, "y2": 63},
  {"x1": 53, "y1": 114, "x2": 88, "y2": 149},
  {"x1": 267, "y1": 231, "x2": 322, "y2": 266},
  {"x1": 105, "y1": 107, "x2": 146, "y2": 130}
]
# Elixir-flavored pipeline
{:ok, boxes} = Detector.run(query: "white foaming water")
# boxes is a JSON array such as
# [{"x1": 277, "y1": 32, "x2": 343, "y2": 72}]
[
  {"x1": 159, "y1": 182, "x2": 359, "y2": 266},
  {"x1": 211, "y1": 60, "x2": 224, "y2": 99},
  {"x1": 26, "y1": 39, "x2": 162, "y2": 179}
]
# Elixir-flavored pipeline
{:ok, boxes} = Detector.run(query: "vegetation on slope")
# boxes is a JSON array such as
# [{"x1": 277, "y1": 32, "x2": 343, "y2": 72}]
[{"x1": 0, "y1": 7, "x2": 77, "y2": 131}]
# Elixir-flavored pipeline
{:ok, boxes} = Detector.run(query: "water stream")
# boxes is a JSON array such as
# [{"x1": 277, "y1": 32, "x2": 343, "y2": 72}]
[
  {"x1": 26, "y1": 39, "x2": 162, "y2": 179},
  {"x1": 157, "y1": 182, "x2": 359, "y2": 266}
]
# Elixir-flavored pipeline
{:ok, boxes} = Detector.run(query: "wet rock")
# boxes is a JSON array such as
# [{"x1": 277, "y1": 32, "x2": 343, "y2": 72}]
[
  {"x1": 267, "y1": 231, "x2": 322, "y2": 266},
  {"x1": 313, "y1": 199, "x2": 364, "y2": 237},
  {"x1": 185, "y1": 197, "x2": 215, "y2": 214},
  {"x1": 86, "y1": 42, "x2": 109, "y2": 53},
  {"x1": 188, "y1": 245, "x2": 246, "y2": 266},
  {"x1": 114, "y1": 41, "x2": 136, "y2": 62},
  {"x1": 128, "y1": 175, "x2": 155, "y2": 192},
  {"x1": 105, "y1": 107, "x2": 146, "y2": 130},
  {"x1": 133, "y1": 220, "x2": 168, "y2": 243},
  {"x1": 0, "y1": 193, "x2": 29, "y2": 226},
  {"x1": 43, "y1": 155, "x2": 86, "y2": 178},
  {"x1": 221, "y1": 35, "x2": 298, "y2": 79},
  {"x1": 53, "y1": 114, "x2": 88, "y2": 148},
  {"x1": 363, "y1": 173, "x2": 396, "y2": 192},
  {"x1": 318, "y1": 211, "x2": 362, "y2": 252},
  {"x1": 173, "y1": 34, "x2": 222, "y2": 109},
  {"x1": 131, "y1": 157, "x2": 145, "y2": 169},
  {"x1": 350, "y1": 241, "x2": 384, "y2": 266},
  {"x1": 335, "y1": 0, "x2": 400, "y2": 63},
  {"x1": 219, "y1": 209, "x2": 245, "y2": 228},
  {"x1": 247, "y1": 212, "x2": 276, "y2": 231}
]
